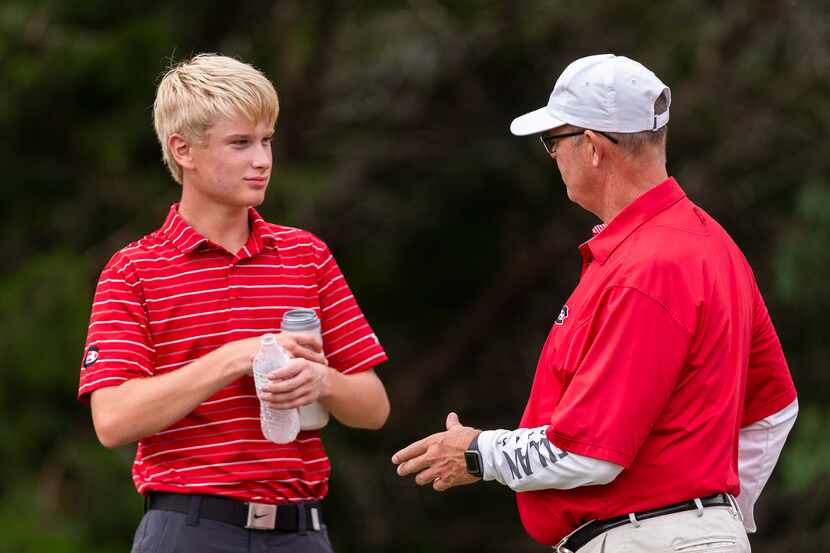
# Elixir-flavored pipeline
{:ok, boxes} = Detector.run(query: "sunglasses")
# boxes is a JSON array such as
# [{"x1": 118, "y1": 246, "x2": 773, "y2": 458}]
[{"x1": 539, "y1": 129, "x2": 619, "y2": 155}]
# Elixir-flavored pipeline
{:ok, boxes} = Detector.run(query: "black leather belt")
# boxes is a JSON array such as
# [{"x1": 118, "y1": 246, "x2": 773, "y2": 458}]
[
  {"x1": 557, "y1": 493, "x2": 733, "y2": 552},
  {"x1": 147, "y1": 492, "x2": 323, "y2": 532}
]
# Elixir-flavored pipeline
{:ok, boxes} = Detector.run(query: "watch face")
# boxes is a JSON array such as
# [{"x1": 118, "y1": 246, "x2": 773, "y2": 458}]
[{"x1": 464, "y1": 451, "x2": 483, "y2": 477}]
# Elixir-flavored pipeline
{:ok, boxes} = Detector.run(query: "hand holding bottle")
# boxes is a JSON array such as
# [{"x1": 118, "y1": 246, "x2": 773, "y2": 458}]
[
  {"x1": 252, "y1": 334, "x2": 300, "y2": 444},
  {"x1": 280, "y1": 309, "x2": 331, "y2": 430},
  {"x1": 258, "y1": 358, "x2": 332, "y2": 410}
]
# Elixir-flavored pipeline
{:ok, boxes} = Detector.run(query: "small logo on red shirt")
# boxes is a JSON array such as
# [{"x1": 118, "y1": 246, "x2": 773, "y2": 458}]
[
  {"x1": 555, "y1": 305, "x2": 569, "y2": 325},
  {"x1": 83, "y1": 345, "x2": 99, "y2": 367}
]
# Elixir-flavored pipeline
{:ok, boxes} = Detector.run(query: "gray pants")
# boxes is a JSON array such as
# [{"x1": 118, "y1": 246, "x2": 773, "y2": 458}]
[{"x1": 131, "y1": 509, "x2": 335, "y2": 553}]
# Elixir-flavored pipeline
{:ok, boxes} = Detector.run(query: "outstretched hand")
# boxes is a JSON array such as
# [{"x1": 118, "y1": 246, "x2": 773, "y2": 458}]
[{"x1": 391, "y1": 412, "x2": 481, "y2": 492}]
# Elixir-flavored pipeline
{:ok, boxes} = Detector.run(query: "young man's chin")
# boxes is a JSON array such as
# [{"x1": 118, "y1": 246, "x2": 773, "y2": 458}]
[
  {"x1": 247, "y1": 195, "x2": 266, "y2": 207},
  {"x1": 237, "y1": 189, "x2": 268, "y2": 208}
]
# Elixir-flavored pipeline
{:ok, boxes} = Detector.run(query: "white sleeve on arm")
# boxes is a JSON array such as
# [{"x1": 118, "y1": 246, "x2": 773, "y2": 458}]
[
  {"x1": 477, "y1": 426, "x2": 623, "y2": 492},
  {"x1": 737, "y1": 398, "x2": 798, "y2": 533}
]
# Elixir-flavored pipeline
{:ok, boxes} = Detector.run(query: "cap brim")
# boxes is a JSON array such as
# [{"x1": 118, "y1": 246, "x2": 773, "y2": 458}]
[{"x1": 509, "y1": 106, "x2": 567, "y2": 136}]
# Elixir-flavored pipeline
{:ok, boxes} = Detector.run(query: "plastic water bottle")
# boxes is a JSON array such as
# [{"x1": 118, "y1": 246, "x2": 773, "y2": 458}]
[
  {"x1": 281, "y1": 308, "x2": 330, "y2": 430},
  {"x1": 253, "y1": 334, "x2": 300, "y2": 443}
]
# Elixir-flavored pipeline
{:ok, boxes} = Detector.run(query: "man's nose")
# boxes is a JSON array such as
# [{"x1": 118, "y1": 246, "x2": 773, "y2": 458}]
[{"x1": 252, "y1": 143, "x2": 272, "y2": 168}]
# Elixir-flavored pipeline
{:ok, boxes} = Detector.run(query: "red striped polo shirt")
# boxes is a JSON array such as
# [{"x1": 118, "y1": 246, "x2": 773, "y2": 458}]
[{"x1": 78, "y1": 204, "x2": 388, "y2": 503}]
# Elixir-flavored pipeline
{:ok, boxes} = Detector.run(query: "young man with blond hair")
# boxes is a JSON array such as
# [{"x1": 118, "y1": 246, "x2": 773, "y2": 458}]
[{"x1": 78, "y1": 53, "x2": 390, "y2": 552}]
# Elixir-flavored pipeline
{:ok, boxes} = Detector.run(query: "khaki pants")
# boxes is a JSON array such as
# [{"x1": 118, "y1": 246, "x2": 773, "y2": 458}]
[{"x1": 577, "y1": 506, "x2": 750, "y2": 553}]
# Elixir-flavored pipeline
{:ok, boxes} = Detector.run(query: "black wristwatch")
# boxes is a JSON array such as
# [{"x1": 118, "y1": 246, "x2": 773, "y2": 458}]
[{"x1": 464, "y1": 434, "x2": 483, "y2": 478}]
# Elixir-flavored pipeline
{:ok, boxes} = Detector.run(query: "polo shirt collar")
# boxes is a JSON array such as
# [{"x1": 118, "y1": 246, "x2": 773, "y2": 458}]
[
  {"x1": 160, "y1": 204, "x2": 278, "y2": 255},
  {"x1": 249, "y1": 207, "x2": 279, "y2": 251},
  {"x1": 579, "y1": 177, "x2": 686, "y2": 265}
]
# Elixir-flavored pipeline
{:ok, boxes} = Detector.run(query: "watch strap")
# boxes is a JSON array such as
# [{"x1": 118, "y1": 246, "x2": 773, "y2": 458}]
[{"x1": 464, "y1": 433, "x2": 483, "y2": 477}]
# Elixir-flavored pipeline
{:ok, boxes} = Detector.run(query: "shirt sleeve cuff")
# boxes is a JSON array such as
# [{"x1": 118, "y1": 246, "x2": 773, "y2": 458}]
[{"x1": 477, "y1": 429, "x2": 511, "y2": 483}]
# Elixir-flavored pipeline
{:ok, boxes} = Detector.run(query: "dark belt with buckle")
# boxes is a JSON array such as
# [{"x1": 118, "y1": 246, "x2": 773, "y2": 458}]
[
  {"x1": 556, "y1": 493, "x2": 733, "y2": 552},
  {"x1": 147, "y1": 492, "x2": 323, "y2": 532}
]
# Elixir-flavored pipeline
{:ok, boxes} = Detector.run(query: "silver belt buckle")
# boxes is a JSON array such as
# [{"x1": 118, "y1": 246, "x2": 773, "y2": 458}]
[
  {"x1": 245, "y1": 502, "x2": 277, "y2": 530},
  {"x1": 553, "y1": 519, "x2": 593, "y2": 553},
  {"x1": 553, "y1": 542, "x2": 574, "y2": 553},
  {"x1": 553, "y1": 540, "x2": 574, "y2": 553},
  {"x1": 554, "y1": 534, "x2": 575, "y2": 553}
]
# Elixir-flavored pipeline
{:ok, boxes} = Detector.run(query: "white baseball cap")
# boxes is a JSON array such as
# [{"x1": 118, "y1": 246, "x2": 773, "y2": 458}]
[{"x1": 510, "y1": 54, "x2": 671, "y2": 136}]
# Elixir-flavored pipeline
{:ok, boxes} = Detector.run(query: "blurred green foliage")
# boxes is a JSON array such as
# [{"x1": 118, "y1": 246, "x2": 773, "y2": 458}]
[
  {"x1": 780, "y1": 405, "x2": 830, "y2": 494},
  {"x1": 0, "y1": 1, "x2": 828, "y2": 552}
]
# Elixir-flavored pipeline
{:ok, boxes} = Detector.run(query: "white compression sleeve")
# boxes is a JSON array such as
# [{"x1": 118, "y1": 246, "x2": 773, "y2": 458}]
[
  {"x1": 737, "y1": 399, "x2": 798, "y2": 533},
  {"x1": 477, "y1": 426, "x2": 623, "y2": 492}
]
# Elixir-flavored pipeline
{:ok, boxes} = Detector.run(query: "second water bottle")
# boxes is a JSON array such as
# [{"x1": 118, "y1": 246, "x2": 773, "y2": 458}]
[{"x1": 252, "y1": 334, "x2": 300, "y2": 444}]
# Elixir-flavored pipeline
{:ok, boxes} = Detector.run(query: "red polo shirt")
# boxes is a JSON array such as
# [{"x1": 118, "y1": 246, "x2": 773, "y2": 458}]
[
  {"x1": 78, "y1": 205, "x2": 388, "y2": 503},
  {"x1": 517, "y1": 178, "x2": 796, "y2": 545}
]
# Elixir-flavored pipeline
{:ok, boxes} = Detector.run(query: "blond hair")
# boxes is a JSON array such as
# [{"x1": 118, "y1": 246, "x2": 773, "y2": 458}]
[{"x1": 153, "y1": 53, "x2": 279, "y2": 184}]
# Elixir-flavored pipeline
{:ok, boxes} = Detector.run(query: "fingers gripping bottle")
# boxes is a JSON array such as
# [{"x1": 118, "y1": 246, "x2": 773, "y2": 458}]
[
  {"x1": 253, "y1": 334, "x2": 300, "y2": 444},
  {"x1": 281, "y1": 308, "x2": 330, "y2": 430}
]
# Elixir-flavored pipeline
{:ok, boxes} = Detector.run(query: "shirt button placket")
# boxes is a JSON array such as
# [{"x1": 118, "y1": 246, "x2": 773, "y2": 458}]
[{"x1": 227, "y1": 261, "x2": 237, "y2": 306}]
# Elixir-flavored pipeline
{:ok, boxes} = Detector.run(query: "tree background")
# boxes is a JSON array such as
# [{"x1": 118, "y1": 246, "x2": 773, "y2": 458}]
[{"x1": 1, "y1": 1, "x2": 828, "y2": 551}]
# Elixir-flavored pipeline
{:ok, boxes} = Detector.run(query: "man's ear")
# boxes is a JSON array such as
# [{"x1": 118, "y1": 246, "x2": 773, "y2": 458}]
[
  {"x1": 169, "y1": 133, "x2": 196, "y2": 171},
  {"x1": 584, "y1": 131, "x2": 604, "y2": 168}
]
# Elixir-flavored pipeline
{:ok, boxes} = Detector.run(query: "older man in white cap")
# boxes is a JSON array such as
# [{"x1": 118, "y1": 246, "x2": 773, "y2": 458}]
[{"x1": 392, "y1": 54, "x2": 798, "y2": 552}]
